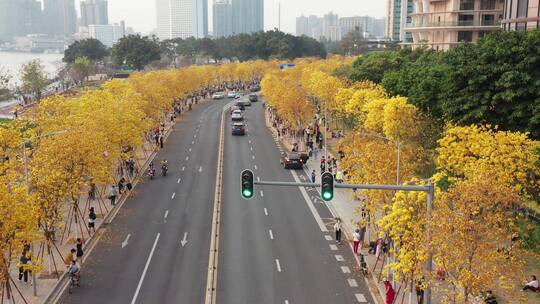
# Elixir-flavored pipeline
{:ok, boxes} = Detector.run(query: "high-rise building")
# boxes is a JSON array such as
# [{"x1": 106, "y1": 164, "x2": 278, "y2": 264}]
[
  {"x1": 89, "y1": 21, "x2": 125, "y2": 47},
  {"x1": 232, "y1": 0, "x2": 264, "y2": 34},
  {"x1": 372, "y1": 17, "x2": 387, "y2": 38},
  {"x1": 339, "y1": 17, "x2": 366, "y2": 37},
  {"x1": 213, "y1": 1, "x2": 233, "y2": 37},
  {"x1": 406, "y1": 0, "x2": 504, "y2": 50},
  {"x1": 43, "y1": 0, "x2": 77, "y2": 36},
  {"x1": 0, "y1": 0, "x2": 44, "y2": 41},
  {"x1": 323, "y1": 12, "x2": 340, "y2": 41},
  {"x1": 308, "y1": 15, "x2": 323, "y2": 40},
  {"x1": 156, "y1": 0, "x2": 208, "y2": 40},
  {"x1": 81, "y1": 0, "x2": 108, "y2": 27},
  {"x1": 386, "y1": 0, "x2": 414, "y2": 42},
  {"x1": 296, "y1": 15, "x2": 310, "y2": 36},
  {"x1": 502, "y1": 0, "x2": 540, "y2": 30}
]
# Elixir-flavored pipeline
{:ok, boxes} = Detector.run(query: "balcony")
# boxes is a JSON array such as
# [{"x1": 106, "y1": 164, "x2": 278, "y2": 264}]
[{"x1": 406, "y1": 19, "x2": 502, "y2": 30}]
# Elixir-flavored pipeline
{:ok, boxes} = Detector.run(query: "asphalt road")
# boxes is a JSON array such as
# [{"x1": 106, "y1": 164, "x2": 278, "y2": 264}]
[
  {"x1": 59, "y1": 95, "x2": 374, "y2": 304},
  {"x1": 59, "y1": 98, "x2": 225, "y2": 304},
  {"x1": 217, "y1": 100, "x2": 374, "y2": 304}
]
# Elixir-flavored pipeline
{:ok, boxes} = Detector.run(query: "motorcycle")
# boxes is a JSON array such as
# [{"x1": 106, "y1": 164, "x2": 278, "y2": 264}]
[
  {"x1": 161, "y1": 164, "x2": 168, "y2": 176},
  {"x1": 148, "y1": 167, "x2": 156, "y2": 180}
]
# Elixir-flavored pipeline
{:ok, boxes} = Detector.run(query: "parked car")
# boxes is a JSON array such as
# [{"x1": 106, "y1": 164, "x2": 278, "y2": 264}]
[
  {"x1": 231, "y1": 110, "x2": 244, "y2": 121},
  {"x1": 250, "y1": 84, "x2": 261, "y2": 92},
  {"x1": 231, "y1": 122, "x2": 246, "y2": 136},
  {"x1": 280, "y1": 152, "x2": 304, "y2": 169},
  {"x1": 248, "y1": 94, "x2": 258, "y2": 102},
  {"x1": 212, "y1": 92, "x2": 225, "y2": 99}
]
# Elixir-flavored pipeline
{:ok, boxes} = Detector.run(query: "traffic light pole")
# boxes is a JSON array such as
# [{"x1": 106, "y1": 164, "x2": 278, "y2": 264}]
[{"x1": 253, "y1": 179, "x2": 435, "y2": 304}]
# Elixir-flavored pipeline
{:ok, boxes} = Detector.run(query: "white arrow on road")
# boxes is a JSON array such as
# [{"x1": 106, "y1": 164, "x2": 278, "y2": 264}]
[
  {"x1": 122, "y1": 234, "x2": 131, "y2": 248},
  {"x1": 180, "y1": 232, "x2": 188, "y2": 247}
]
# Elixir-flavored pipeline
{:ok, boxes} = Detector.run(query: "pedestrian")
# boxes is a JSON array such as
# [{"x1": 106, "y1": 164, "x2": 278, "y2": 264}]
[
  {"x1": 76, "y1": 238, "x2": 84, "y2": 260},
  {"x1": 118, "y1": 177, "x2": 126, "y2": 194},
  {"x1": 523, "y1": 275, "x2": 539, "y2": 291},
  {"x1": 311, "y1": 170, "x2": 316, "y2": 183},
  {"x1": 334, "y1": 218, "x2": 342, "y2": 244},
  {"x1": 88, "y1": 207, "x2": 96, "y2": 234},
  {"x1": 109, "y1": 185, "x2": 118, "y2": 206},
  {"x1": 18, "y1": 245, "x2": 31, "y2": 283},
  {"x1": 64, "y1": 248, "x2": 77, "y2": 266},
  {"x1": 88, "y1": 182, "x2": 96, "y2": 202},
  {"x1": 159, "y1": 134, "x2": 164, "y2": 149},
  {"x1": 353, "y1": 228, "x2": 362, "y2": 255},
  {"x1": 320, "y1": 156, "x2": 326, "y2": 173},
  {"x1": 384, "y1": 279, "x2": 395, "y2": 304}
]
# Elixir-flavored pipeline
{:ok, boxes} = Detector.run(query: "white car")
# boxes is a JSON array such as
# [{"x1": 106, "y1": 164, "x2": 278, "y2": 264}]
[
  {"x1": 227, "y1": 91, "x2": 237, "y2": 98},
  {"x1": 212, "y1": 92, "x2": 225, "y2": 99},
  {"x1": 234, "y1": 93, "x2": 242, "y2": 99},
  {"x1": 231, "y1": 110, "x2": 243, "y2": 121}
]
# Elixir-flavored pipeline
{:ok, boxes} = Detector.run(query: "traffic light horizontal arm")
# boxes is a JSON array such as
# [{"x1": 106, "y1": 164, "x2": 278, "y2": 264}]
[{"x1": 254, "y1": 180, "x2": 430, "y2": 192}]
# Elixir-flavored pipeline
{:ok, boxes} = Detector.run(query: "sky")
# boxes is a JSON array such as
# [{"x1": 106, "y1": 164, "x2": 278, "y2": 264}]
[{"x1": 71, "y1": 0, "x2": 387, "y2": 35}]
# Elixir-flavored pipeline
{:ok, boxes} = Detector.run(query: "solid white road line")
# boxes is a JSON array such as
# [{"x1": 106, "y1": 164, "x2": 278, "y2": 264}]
[
  {"x1": 260, "y1": 190, "x2": 264, "y2": 197},
  {"x1": 269, "y1": 229, "x2": 274, "y2": 240},
  {"x1": 177, "y1": 178, "x2": 181, "y2": 184},
  {"x1": 324, "y1": 235, "x2": 333, "y2": 241},
  {"x1": 341, "y1": 266, "x2": 351, "y2": 273},
  {"x1": 275, "y1": 259, "x2": 282, "y2": 272},
  {"x1": 290, "y1": 170, "x2": 327, "y2": 232},
  {"x1": 355, "y1": 294, "x2": 367, "y2": 303},
  {"x1": 264, "y1": 208, "x2": 268, "y2": 216},
  {"x1": 131, "y1": 233, "x2": 160, "y2": 304},
  {"x1": 329, "y1": 244, "x2": 338, "y2": 251},
  {"x1": 171, "y1": 192, "x2": 176, "y2": 199},
  {"x1": 164, "y1": 210, "x2": 169, "y2": 219},
  {"x1": 335, "y1": 255, "x2": 344, "y2": 262},
  {"x1": 348, "y1": 279, "x2": 358, "y2": 287}
]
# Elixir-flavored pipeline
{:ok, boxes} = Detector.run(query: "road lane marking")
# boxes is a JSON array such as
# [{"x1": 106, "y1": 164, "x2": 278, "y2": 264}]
[
  {"x1": 121, "y1": 234, "x2": 131, "y2": 248},
  {"x1": 186, "y1": 156, "x2": 189, "y2": 161},
  {"x1": 254, "y1": 165, "x2": 258, "y2": 170},
  {"x1": 290, "y1": 170, "x2": 327, "y2": 232},
  {"x1": 192, "y1": 140, "x2": 194, "y2": 144},
  {"x1": 341, "y1": 266, "x2": 351, "y2": 273},
  {"x1": 199, "y1": 166, "x2": 203, "y2": 172},
  {"x1": 348, "y1": 279, "x2": 358, "y2": 287},
  {"x1": 189, "y1": 148, "x2": 192, "y2": 152},
  {"x1": 329, "y1": 244, "x2": 338, "y2": 251},
  {"x1": 355, "y1": 294, "x2": 367, "y2": 303},
  {"x1": 194, "y1": 134, "x2": 197, "y2": 138},
  {"x1": 275, "y1": 259, "x2": 282, "y2": 272},
  {"x1": 250, "y1": 146, "x2": 253, "y2": 151},
  {"x1": 335, "y1": 255, "x2": 344, "y2": 261},
  {"x1": 177, "y1": 178, "x2": 181, "y2": 184},
  {"x1": 260, "y1": 190, "x2": 264, "y2": 197},
  {"x1": 269, "y1": 229, "x2": 274, "y2": 240},
  {"x1": 264, "y1": 208, "x2": 268, "y2": 216},
  {"x1": 180, "y1": 232, "x2": 188, "y2": 247},
  {"x1": 257, "y1": 176, "x2": 260, "y2": 181},
  {"x1": 171, "y1": 193, "x2": 175, "y2": 199},
  {"x1": 324, "y1": 235, "x2": 333, "y2": 241},
  {"x1": 131, "y1": 233, "x2": 160, "y2": 304},
  {"x1": 164, "y1": 210, "x2": 169, "y2": 219},
  {"x1": 182, "y1": 166, "x2": 185, "y2": 171},
  {"x1": 252, "y1": 155, "x2": 255, "y2": 160},
  {"x1": 285, "y1": 301, "x2": 289, "y2": 304}
]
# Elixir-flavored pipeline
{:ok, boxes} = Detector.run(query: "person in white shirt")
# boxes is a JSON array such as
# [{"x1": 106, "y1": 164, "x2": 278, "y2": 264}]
[
  {"x1": 523, "y1": 275, "x2": 539, "y2": 291},
  {"x1": 333, "y1": 218, "x2": 342, "y2": 244},
  {"x1": 353, "y1": 229, "x2": 361, "y2": 255}
]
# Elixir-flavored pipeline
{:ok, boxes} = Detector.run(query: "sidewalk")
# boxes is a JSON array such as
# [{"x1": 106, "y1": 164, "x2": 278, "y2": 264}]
[
  {"x1": 7, "y1": 97, "x2": 209, "y2": 304},
  {"x1": 265, "y1": 107, "x2": 424, "y2": 304}
]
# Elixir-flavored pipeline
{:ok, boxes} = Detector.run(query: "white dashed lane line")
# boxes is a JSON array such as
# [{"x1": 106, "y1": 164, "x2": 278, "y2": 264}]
[
  {"x1": 264, "y1": 208, "x2": 268, "y2": 216},
  {"x1": 257, "y1": 176, "x2": 260, "y2": 181},
  {"x1": 335, "y1": 255, "x2": 344, "y2": 262},
  {"x1": 177, "y1": 178, "x2": 181, "y2": 184},
  {"x1": 252, "y1": 155, "x2": 255, "y2": 160},
  {"x1": 185, "y1": 156, "x2": 189, "y2": 161},
  {"x1": 268, "y1": 229, "x2": 274, "y2": 240},
  {"x1": 329, "y1": 244, "x2": 338, "y2": 251},
  {"x1": 164, "y1": 210, "x2": 169, "y2": 219},
  {"x1": 260, "y1": 190, "x2": 264, "y2": 197},
  {"x1": 355, "y1": 294, "x2": 367, "y2": 303},
  {"x1": 275, "y1": 259, "x2": 282, "y2": 272},
  {"x1": 182, "y1": 166, "x2": 185, "y2": 171},
  {"x1": 341, "y1": 266, "x2": 351, "y2": 273},
  {"x1": 171, "y1": 193, "x2": 175, "y2": 199},
  {"x1": 198, "y1": 166, "x2": 203, "y2": 172},
  {"x1": 324, "y1": 235, "x2": 333, "y2": 241},
  {"x1": 254, "y1": 165, "x2": 258, "y2": 170},
  {"x1": 347, "y1": 279, "x2": 358, "y2": 287}
]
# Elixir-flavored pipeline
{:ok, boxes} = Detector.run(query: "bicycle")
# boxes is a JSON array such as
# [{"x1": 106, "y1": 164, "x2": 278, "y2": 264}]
[{"x1": 68, "y1": 272, "x2": 81, "y2": 294}]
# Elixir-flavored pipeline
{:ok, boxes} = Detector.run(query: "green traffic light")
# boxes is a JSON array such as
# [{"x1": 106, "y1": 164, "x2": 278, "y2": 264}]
[
  {"x1": 242, "y1": 189, "x2": 253, "y2": 198},
  {"x1": 322, "y1": 191, "x2": 332, "y2": 200}
]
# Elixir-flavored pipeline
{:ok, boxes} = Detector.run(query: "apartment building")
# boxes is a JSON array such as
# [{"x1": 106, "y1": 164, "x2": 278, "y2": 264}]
[
  {"x1": 406, "y1": 0, "x2": 504, "y2": 50},
  {"x1": 502, "y1": 0, "x2": 540, "y2": 30}
]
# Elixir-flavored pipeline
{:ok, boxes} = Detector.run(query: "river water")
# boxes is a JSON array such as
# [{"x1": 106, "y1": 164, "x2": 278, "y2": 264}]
[{"x1": 0, "y1": 51, "x2": 64, "y2": 86}]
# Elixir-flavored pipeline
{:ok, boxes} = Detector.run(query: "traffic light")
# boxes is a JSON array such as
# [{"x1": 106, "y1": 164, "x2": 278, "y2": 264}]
[
  {"x1": 241, "y1": 169, "x2": 254, "y2": 200},
  {"x1": 321, "y1": 172, "x2": 334, "y2": 201}
]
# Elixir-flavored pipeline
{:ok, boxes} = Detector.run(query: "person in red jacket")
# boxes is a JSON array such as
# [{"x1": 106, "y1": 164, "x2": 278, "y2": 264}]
[{"x1": 384, "y1": 279, "x2": 395, "y2": 304}]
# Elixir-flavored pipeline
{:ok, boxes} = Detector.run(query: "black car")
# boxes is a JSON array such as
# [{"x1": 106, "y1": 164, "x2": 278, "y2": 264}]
[
  {"x1": 232, "y1": 122, "x2": 246, "y2": 135},
  {"x1": 235, "y1": 102, "x2": 245, "y2": 111},
  {"x1": 280, "y1": 152, "x2": 304, "y2": 169},
  {"x1": 249, "y1": 85, "x2": 261, "y2": 92},
  {"x1": 248, "y1": 94, "x2": 258, "y2": 102}
]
